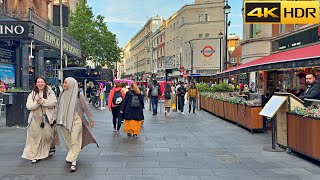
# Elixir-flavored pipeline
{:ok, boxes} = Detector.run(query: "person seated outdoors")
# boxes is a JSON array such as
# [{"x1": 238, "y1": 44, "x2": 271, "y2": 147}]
[{"x1": 299, "y1": 74, "x2": 320, "y2": 107}]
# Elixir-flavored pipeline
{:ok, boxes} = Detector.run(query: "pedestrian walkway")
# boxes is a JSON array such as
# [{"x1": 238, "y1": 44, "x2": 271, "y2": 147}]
[{"x1": 0, "y1": 105, "x2": 320, "y2": 180}]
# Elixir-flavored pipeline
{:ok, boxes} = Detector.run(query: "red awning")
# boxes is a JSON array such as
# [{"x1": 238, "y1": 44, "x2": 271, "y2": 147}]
[{"x1": 219, "y1": 43, "x2": 320, "y2": 74}]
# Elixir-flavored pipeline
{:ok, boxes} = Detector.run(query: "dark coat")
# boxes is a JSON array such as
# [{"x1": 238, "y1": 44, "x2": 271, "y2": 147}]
[
  {"x1": 120, "y1": 90, "x2": 144, "y2": 121},
  {"x1": 148, "y1": 83, "x2": 161, "y2": 98},
  {"x1": 299, "y1": 82, "x2": 320, "y2": 106}
]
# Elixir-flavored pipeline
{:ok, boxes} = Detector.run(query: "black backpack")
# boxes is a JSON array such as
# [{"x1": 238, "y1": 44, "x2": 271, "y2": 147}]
[
  {"x1": 130, "y1": 92, "x2": 140, "y2": 108},
  {"x1": 164, "y1": 91, "x2": 171, "y2": 100},
  {"x1": 112, "y1": 90, "x2": 123, "y2": 105}
]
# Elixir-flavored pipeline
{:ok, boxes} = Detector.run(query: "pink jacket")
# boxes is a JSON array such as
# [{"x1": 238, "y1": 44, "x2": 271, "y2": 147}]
[{"x1": 108, "y1": 87, "x2": 126, "y2": 109}]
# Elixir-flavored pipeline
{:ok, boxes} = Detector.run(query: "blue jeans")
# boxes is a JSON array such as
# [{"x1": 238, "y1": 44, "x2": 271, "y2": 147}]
[{"x1": 151, "y1": 96, "x2": 159, "y2": 114}]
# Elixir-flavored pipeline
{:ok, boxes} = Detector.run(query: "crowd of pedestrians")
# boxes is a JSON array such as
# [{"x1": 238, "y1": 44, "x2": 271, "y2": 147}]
[{"x1": 21, "y1": 76, "x2": 198, "y2": 173}]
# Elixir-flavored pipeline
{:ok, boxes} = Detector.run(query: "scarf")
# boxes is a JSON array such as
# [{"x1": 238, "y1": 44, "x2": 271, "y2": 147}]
[{"x1": 56, "y1": 77, "x2": 78, "y2": 130}]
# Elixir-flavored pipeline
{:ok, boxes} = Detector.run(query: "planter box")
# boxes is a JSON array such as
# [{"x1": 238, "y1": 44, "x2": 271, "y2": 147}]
[
  {"x1": 223, "y1": 102, "x2": 238, "y2": 122},
  {"x1": 4, "y1": 91, "x2": 30, "y2": 127},
  {"x1": 215, "y1": 100, "x2": 224, "y2": 118},
  {"x1": 287, "y1": 113, "x2": 320, "y2": 161},
  {"x1": 208, "y1": 98, "x2": 214, "y2": 114},
  {"x1": 237, "y1": 104, "x2": 264, "y2": 132}
]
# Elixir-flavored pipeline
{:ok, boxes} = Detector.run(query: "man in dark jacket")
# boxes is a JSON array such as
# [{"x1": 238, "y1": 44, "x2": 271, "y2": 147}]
[
  {"x1": 299, "y1": 74, "x2": 320, "y2": 107},
  {"x1": 148, "y1": 80, "x2": 161, "y2": 115},
  {"x1": 177, "y1": 82, "x2": 187, "y2": 114}
]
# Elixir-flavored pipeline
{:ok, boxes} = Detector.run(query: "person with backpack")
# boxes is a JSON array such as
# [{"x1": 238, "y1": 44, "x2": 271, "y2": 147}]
[
  {"x1": 164, "y1": 83, "x2": 173, "y2": 116},
  {"x1": 120, "y1": 82, "x2": 144, "y2": 138},
  {"x1": 148, "y1": 80, "x2": 161, "y2": 115},
  {"x1": 177, "y1": 82, "x2": 187, "y2": 114},
  {"x1": 108, "y1": 82, "x2": 126, "y2": 134},
  {"x1": 187, "y1": 82, "x2": 199, "y2": 114}
]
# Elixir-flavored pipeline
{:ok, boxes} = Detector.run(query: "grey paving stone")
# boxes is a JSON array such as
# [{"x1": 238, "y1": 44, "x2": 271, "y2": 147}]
[
  {"x1": 106, "y1": 168, "x2": 142, "y2": 175},
  {"x1": 161, "y1": 175, "x2": 201, "y2": 180},
  {"x1": 123, "y1": 175, "x2": 162, "y2": 180},
  {"x1": 143, "y1": 168, "x2": 179, "y2": 175},
  {"x1": 178, "y1": 168, "x2": 215, "y2": 176},
  {"x1": 83, "y1": 175, "x2": 124, "y2": 180},
  {"x1": 126, "y1": 161, "x2": 159, "y2": 168}
]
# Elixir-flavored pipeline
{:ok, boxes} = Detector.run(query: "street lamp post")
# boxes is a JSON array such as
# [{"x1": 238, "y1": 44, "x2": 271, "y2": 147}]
[
  {"x1": 223, "y1": 1, "x2": 231, "y2": 71},
  {"x1": 188, "y1": 41, "x2": 193, "y2": 81},
  {"x1": 59, "y1": 0, "x2": 64, "y2": 81},
  {"x1": 218, "y1": 31, "x2": 223, "y2": 72}
]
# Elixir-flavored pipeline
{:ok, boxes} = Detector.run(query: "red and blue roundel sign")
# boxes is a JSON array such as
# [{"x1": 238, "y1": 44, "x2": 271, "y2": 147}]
[{"x1": 201, "y1": 46, "x2": 215, "y2": 57}]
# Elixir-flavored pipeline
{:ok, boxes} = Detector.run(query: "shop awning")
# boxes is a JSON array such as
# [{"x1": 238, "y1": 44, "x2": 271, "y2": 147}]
[{"x1": 212, "y1": 43, "x2": 320, "y2": 78}]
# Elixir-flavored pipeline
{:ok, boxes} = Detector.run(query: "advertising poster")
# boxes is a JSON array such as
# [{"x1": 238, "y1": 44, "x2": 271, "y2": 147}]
[{"x1": 0, "y1": 63, "x2": 15, "y2": 86}]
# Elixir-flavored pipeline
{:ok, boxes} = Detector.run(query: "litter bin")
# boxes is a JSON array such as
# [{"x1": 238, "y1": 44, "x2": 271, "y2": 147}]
[{"x1": 3, "y1": 91, "x2": 30, "y2": 127}]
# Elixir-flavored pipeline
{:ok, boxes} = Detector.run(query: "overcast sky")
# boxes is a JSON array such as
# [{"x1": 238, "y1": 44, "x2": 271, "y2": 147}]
[{"x1": 88, "y1": 0, "x2": 243, "y2": 47}]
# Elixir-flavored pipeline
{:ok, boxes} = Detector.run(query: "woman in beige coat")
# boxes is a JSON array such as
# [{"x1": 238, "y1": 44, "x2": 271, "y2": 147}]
[
  {"x1": 55, "y1": 77, "x2": 98, "y2": 172},
  {"x1": 22, "y1": 77, "x2": 58, "y2": 163}
]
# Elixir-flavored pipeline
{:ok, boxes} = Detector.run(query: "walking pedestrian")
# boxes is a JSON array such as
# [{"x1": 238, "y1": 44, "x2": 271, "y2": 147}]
[
  {"x1": 164, "y1": 83, "x2": 173, "y2": 116},
  {"x1": 108, "y1": 82, "x2": 126, "y2": 134},
  {"x1": 177, "y1": 82, "x2": 187, "y2": 114},
  {"x1": 187, "y1": 82, "x2": 199, "y2": 114},
  {"x1": 22, "y1": 77, "x2": 58, "y2": 163},
  {"x1": 149, "y1": 80, "x2": 161, "y2": 115},
  {"x1": 105, "y1": 80, "x2": 112, "y2": 105},
  {"x1": 120, "y1": 82, "x2": 144, "y2": 138},
  {"x1": 55, "y1": 77, "x2": 98, "y2": 172}
]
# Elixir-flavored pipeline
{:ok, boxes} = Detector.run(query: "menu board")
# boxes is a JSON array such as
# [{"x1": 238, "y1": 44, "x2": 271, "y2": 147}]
[
  {"x1": 0, "y1": 47, "x2": 14, "y2": 63},
  {"x1": 259, "y1": 95, "x2": 288, "y2": 118}
]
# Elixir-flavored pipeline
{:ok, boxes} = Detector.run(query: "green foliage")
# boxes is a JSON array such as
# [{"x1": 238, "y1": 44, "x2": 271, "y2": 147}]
[
  {"x1": 227, "y1": 97, "x2": 242, "y2": 104},
  {"x1": 293, "y1": 105, "x2": 320, "y2": 118},
  {"x1": 213, "y1": 82, "x2": 234, "y2": 92},
  {"x1": 7, "y1": 87, "x2": 24, "y2": 92},
  {"x1": 196, "y1": 82, "x2": 211, "y2": 92},
  {"x1": 67, "y1": 0, "x2": 120, "y2": 67}
]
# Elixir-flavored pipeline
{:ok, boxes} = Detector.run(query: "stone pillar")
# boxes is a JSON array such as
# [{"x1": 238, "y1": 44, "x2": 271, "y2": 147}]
[
  {"x1": 21, "y1": 45, "x2": 30, "y2": 90},
  {"x1": 35, "y1": 49, "x2": 44, "y2": 78}
]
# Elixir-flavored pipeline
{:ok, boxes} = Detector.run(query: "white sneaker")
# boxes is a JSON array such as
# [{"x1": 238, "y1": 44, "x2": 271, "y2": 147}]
[{"x1": 181, "y1": 112, "x2": 185, "y2": 115}]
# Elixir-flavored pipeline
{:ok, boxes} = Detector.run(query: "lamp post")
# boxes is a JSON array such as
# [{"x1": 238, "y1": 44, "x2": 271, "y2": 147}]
[
  {"x1": 188, "y1": 41, "x2": 193, "y2": 81},
  {"x1": 59, "y1": 0, "x2": 64, "y2": 81},
  {"x1": 218, "y1": 31, "x2": 223, "y2": 72},
  {"x1": 223, "y1": 1, "x2": 231, "y2": 71}
]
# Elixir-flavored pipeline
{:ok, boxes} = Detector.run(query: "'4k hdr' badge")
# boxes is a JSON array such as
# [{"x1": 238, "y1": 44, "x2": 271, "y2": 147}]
[{"x1": 244, "y1": 1, "x2": 319, "y2": 24}]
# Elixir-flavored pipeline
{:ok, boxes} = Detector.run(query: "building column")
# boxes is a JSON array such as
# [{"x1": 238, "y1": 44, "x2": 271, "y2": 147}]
[
  {"x1": 35, "y1": 50, "x2": 44, "y2": 78},
  {"x1": 21, "y1": 45, "x2": 30, "y2": 90}
]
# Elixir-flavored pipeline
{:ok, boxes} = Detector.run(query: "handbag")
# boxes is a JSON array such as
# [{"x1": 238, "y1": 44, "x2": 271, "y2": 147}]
[{"x1": 40, "y1": 106, "x2": 49, "y2": 128}]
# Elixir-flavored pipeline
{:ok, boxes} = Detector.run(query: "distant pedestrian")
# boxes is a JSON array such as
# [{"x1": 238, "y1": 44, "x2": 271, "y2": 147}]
[
  {"x1": 177, "y1": 82, "x2": 187, "y2": 114},
  {"x1": 164, "y1": 83, "x2": 173, "y2": 116},
  {"x1": 121, "y1": 82, "x2": 129, "y2": 94},
  {"x1": 120, "y1": 82, "x2": 144, "y2": 138},
  {"x1": 22, "y1": 77, "x2": 58, "y2": 164},
  {"x1": 105, "y1": 80, "x2": 112, "y2": 105},
  {"x1": 187, "y1": 82, "x2": 199, "y2": 114},
  {"x1": 149, "y1": 80, "x2": 161, "y2": 115},
  {"x1": 55, "y1": 77, "x2": 98, "y2": 172},
  {"x1": 108, "y1": 82, "x2": 126, "y2": 134}
]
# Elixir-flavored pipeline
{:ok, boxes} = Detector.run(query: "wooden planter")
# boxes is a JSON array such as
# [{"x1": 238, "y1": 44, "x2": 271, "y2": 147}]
[
  {"x1": 223, "y1": 102, "x2": 237, "y2": 122},
  {"x1": 208, "y1": 98, "x2": 215, "y2": 114},
  {"x1": 200, "y1": 96, "x2": 209, "y2": 111},
  {"x1": 287, "y1": 113, "x2": 320, "y2": 161},
  {"x1": 215, "y1": 100, "x2": 224, "y2": 118},
  {"x1": 236, "y1": 104, "x2": 264, "y2": 132}
]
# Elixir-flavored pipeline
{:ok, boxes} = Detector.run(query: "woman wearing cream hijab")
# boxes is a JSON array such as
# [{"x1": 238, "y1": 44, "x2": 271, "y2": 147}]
[{"x1": 54, "y1": 77, "x2": 98, "y2": 172}]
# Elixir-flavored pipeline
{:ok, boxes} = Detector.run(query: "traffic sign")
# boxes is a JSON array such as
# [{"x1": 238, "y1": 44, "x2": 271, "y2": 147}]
[{"x1": 201, "y1": 46, "x2": 215, "y2": 57}]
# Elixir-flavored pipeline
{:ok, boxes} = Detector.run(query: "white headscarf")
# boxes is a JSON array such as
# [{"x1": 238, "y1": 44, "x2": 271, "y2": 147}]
[{"x1": 56, "y1": 77, "x2": 78, "y2": 130}]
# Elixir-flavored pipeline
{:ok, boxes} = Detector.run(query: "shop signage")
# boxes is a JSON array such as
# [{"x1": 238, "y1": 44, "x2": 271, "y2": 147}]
[
  {"x1": 272, "y1": 26, "x2": 320, "y2": 52},
  {"x1": 201, "y1": 46, "x2": 215, "y2": 57},
  {"x1": 0, "y1": 22, "x2": 29, "y2": 38},
  {"x1": 0, "y1": 47, "x2": 14, "y2": 63},
  {"x1": 43, "y1": 32, "x2": 80, "y2": 57}
]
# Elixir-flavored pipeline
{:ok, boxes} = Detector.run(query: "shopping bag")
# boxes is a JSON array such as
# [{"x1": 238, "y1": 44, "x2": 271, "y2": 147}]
[{"x1": 172, "y1": 103, "x2": 176, "y2": 111}]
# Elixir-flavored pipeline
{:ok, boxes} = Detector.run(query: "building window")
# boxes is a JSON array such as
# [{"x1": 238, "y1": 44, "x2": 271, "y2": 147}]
[
  {"x1": 173, "y1": 38, "x2": 175, "y2": 49},
  {"x1": 230, "y1": 57, "x2": 237, "y2": 64},
  {"x1": 205, "y1": 14, "x2": 209, "y2": 21},
  {"x1": 174, "y1": 23, "x2": 176, "y2": 30},
  {"x1": 280, "y1": 24, "x2": 286, "y2": 33},
  {"x1": 199, "y1": 14, "x2": 202, "y2": 22},
  {"x1": 294, "y1": 24, "x2": 299, "y2": 29},
  {"x1": 205, "y1": 33, "x2": 210, "y2": 38},
  {"x1": 199, "y1": 33, "x2": 203, "y2": 38},
  {"x1": 249, "y1": 24, "x2": 262, "y2": 38}
]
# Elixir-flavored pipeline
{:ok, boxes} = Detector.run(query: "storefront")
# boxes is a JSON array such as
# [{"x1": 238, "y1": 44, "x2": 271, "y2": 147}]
[{"x1": 0, "y1": 13, "x2": 81, "y2": 90}]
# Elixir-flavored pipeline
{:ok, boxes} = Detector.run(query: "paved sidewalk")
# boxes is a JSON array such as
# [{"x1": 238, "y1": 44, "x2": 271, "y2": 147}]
[{"x1": 0, "y1": 102, "x2": 320, "y2": 180}]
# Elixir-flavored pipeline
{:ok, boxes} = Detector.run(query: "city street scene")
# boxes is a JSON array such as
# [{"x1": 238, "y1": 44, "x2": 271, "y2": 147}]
[{"x1": 0, "y1": 0, "x2": 320, "y2": 179}]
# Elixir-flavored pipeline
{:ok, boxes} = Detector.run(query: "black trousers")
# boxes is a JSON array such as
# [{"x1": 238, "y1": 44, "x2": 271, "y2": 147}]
[
  {"x1": 178, "y1": 96, "x2": 185, "y2": 112},
  {"x1": 111, "y1": 106, "x2": 122, "y2": 131}
]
